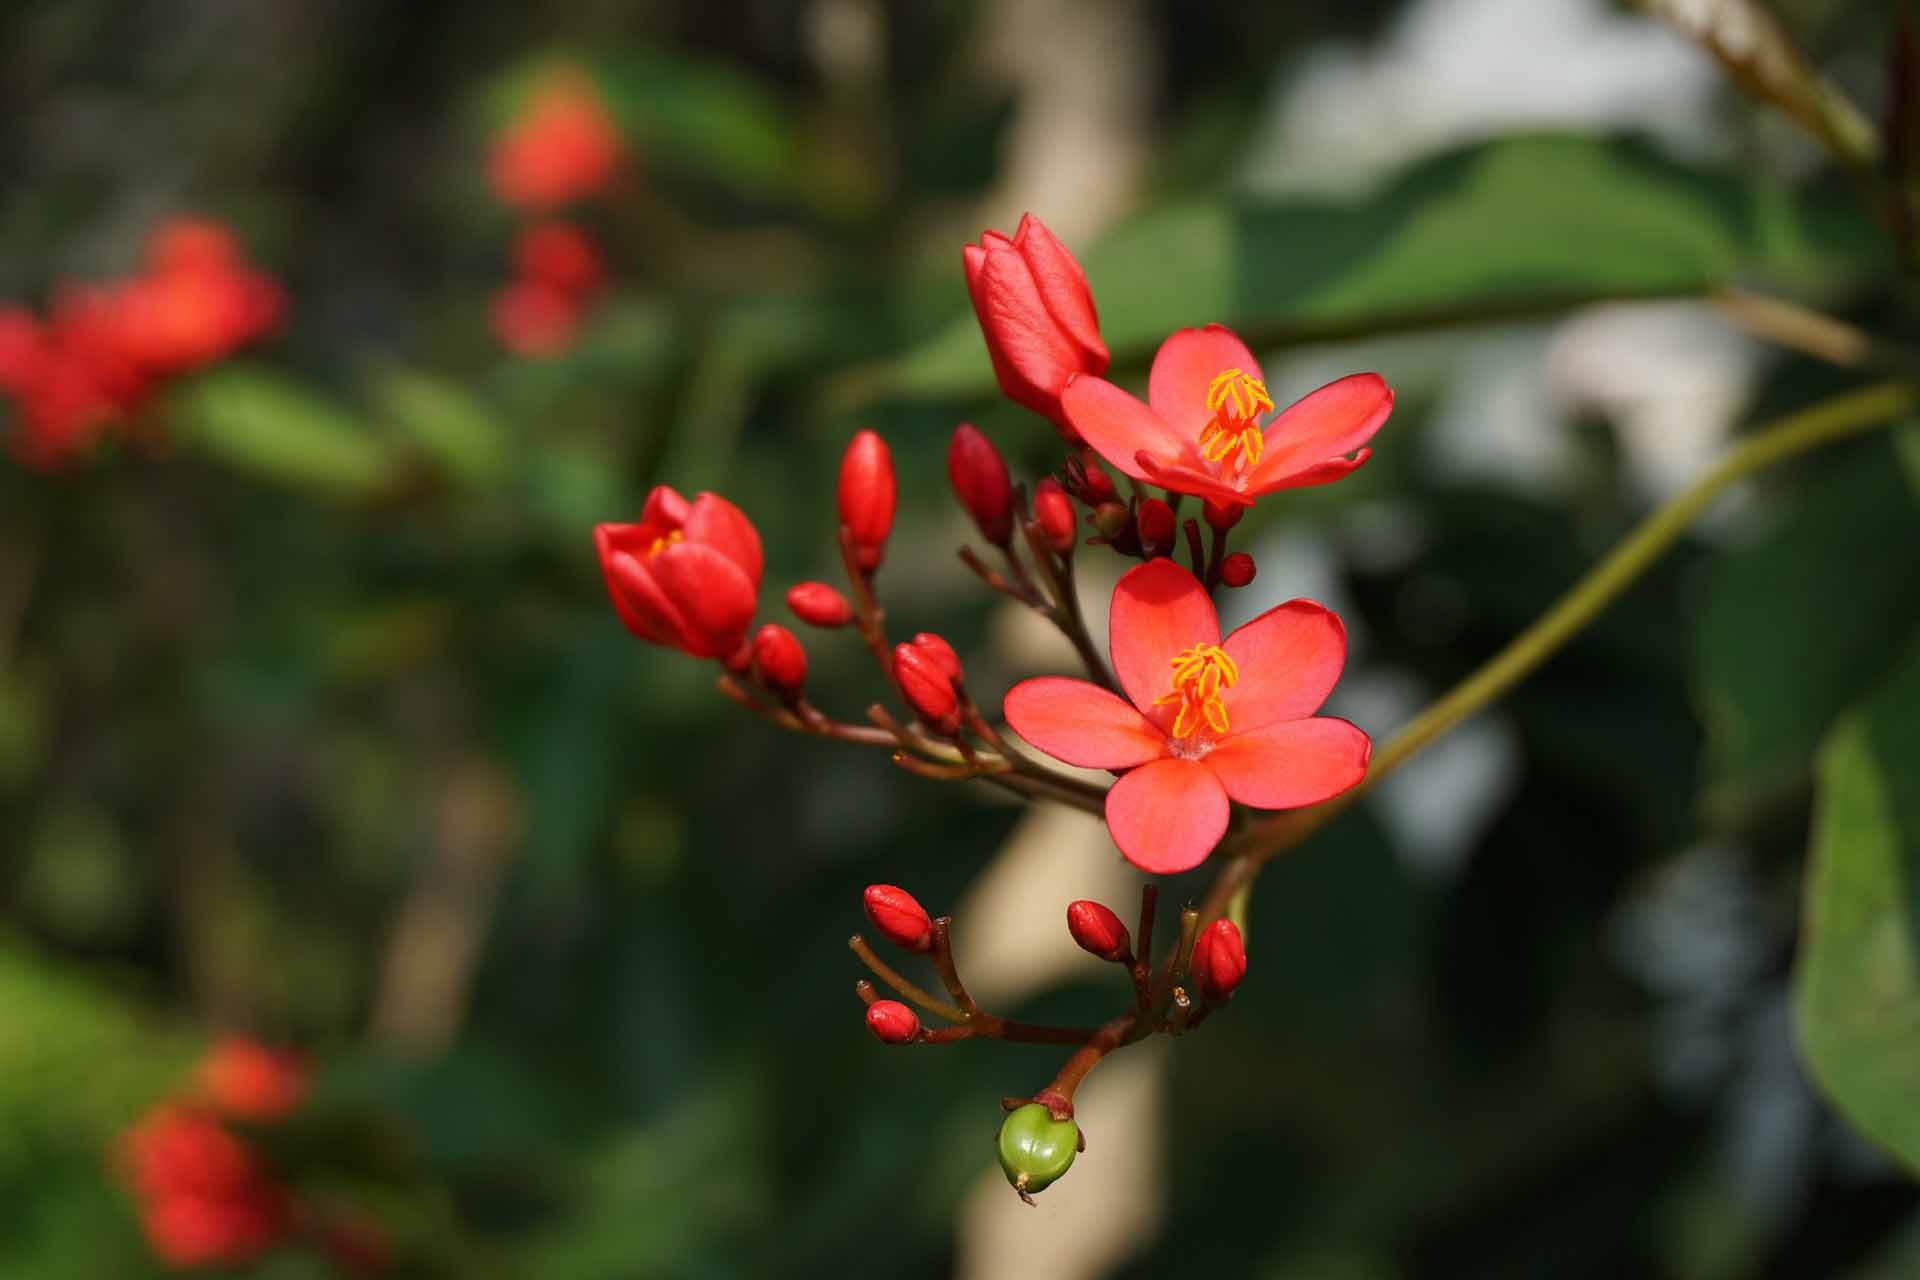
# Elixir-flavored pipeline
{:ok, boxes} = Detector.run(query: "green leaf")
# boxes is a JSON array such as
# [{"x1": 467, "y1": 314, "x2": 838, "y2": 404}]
[
  {"x1": 373, "y1": 366, "x2": 513, "y2": 490},
  {"x1": 1694, "y1": 433, "x2": 1920, "y2": 820},
  {"x1": 1793, "y1": 640, "x2": 1920, "y2": 1173},
  {"x1": 180, "y1": 366, "x2": 401, "y2": 499},
  {"x1": 873, "y1": 133, "x2": 1876, "y2": 404}
]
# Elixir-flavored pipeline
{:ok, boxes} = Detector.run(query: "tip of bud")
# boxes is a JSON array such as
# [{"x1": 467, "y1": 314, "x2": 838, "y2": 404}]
[
  {"x1": 1066, "y1": 900, "x2": 1131, "y2": 962},
  {"x1": 786, "y1": 581, "x2": 854, "y2": 628},
  {"x1": 865, "y1": 1000, "x2": 921, "y2": 1044},
  {"x1": 1193, "y1": 918, "x2": 1247, "y2": 1003},
  {"x1": 863, "y1": 884, "x2": 934, "y2": 951},
  {"x1": 948, "y1": 423, "x2": 1014, "y2": 545},
  {"x1": 838, "y1": 430, "x2": 897, "y2": 571},
  {"x1": 751, "y1": 623, "x2": 807, "y2": 699},
  {"x1": 1219, "y1": 552, "x2": 1256, "y2": 588}
]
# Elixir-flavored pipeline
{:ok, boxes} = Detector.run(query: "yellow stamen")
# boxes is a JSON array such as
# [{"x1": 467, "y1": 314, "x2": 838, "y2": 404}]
[
  {"x1": 1151, "y1": 643, "x2": 1238, "y2": 739},
  {"x1": 1198, "y1": 368, "x2": 1273, "y2": 470},
  {"x1": 646, "y1": 529, "x2": 685, "y2": 557}
]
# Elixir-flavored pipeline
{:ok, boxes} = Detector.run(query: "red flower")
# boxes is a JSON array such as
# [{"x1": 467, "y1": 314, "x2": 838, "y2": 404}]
[
  {"x1": 596, "y1": 487, "x2": 763, "y2": 659},
  {"x1": 490, "y1": 279, "x2": 581, "y2": 356},
  {"x1": 489, "y1": 70, "x2": 624, "y2": 211},
  {"x1": 1002, "y1": 559, "x2": 1370, "y2": 874},
  {"x1": 1062, "y1": 324, "x2": 1391, "y2": 509},
  {"x1": 119, "y1": 1105, "x2": 259, "y2": 1203},
  {"x1": 964, "y1": 214, "x2": 1108, "y2": 441},
  {"x1": 197, "y1": 1038, "x2": 309, "y2": 1123},
  {"x1": 142, "y1": 1185, "x2": 287, "y2": 1270},
  {"x1": 513, "y1": 221, "x2": 605, "y2": 298}
]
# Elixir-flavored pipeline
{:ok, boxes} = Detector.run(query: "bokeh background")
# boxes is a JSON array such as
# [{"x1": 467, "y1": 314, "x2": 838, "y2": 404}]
[{"x1": 4, "y1": 0, "x2": 1920, "y2": 1275}]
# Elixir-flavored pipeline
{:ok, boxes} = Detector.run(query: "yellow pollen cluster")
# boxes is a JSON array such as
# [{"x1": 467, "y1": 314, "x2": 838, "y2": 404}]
[
  {"x1": 646, "y1": 529, "x2": 686, "y2": 558},
  {"x1": 1197, "y1": 368, "x2": 1274, "y2": 469},
  {"x1": 1152, "y1": 643, "x2": 1239, "y2": 738}
]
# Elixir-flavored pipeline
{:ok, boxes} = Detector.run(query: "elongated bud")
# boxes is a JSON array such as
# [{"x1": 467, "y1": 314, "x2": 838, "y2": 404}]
[
  {"x1": 866, "y1": 1000, "x2": 920, "y2": 1044},
  {"x1": 1136, "y1": 499, "x2": 1176, "y2": 558},
  {"x1": 1219, "y1": 552, "x2": 1256, "y2": 588},
  {"x1": 787, "y1": 581, "x2": 853, "y2": 628},
  {"x1": 838, "y1": 430, "x2": 896, "y2": 572},
  {"x1": 863, "y1": 884, "x2": 934, "y2": 951},
  {"x1": 1192, "y1": 918, "x2": 1247, "y2": 1002},
  {"x1": 1202, "y1": 499, "x2": 1243, "y2": 531},
  {"x1": 948, "y1": 423, "x2": 1014, "y2": 545},
  {"x1": 1066, "y1": 900, "x2": 1130, "y2": 962},
  {"x1": 1033, "y1": 478, "x2": 1077, "y2": 553},
  {"x1": 752, "y1": 624, "x2": 807, "y2": 698},
  {"x1": 910, "y1": 632, "x2": 963, "y2": 685},
  {"x1": 894, "y1": 642, "x2": 959, "y2": 732}
]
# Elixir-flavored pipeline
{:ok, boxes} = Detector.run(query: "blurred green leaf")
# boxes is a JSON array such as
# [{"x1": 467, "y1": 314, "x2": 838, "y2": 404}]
[
  {"x1": 596, "y1": 49, "x2": 796, "y2": 194},
  {"x1": 375, "y1": 367, "x2": 513, "y2": 490},
  {"x1": 1794, "y1": 640, "x2": 1920, "y2": 1174},
  {"x1": 180, "y1": 367, "x2": 402, "y2": 500}
]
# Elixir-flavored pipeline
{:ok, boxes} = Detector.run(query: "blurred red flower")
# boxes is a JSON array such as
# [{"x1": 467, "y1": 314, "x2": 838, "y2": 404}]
[{"x1": 488, "y1": 70, "x2": 624, "y2": 210}]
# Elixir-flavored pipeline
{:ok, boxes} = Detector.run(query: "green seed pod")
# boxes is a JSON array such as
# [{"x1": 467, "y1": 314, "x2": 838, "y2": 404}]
[{"x1": 996, "y1": 1103, "x2": 1079, "y2": 1197}]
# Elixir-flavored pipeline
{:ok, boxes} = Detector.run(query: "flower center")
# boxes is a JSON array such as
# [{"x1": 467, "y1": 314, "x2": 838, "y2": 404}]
[
  {"x1": 1196, "y1": 368, "x2": 1273, "y2": 471},
  {"x1": 1152, "y1": 643, "x2": 1238, "y2": 740},
  {"x1": 646, "y1": 529, "x2": 685, "y2": 558}
]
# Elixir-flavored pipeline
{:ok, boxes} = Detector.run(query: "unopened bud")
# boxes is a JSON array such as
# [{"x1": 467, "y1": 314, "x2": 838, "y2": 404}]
[
  {"x1": 838, "y1": 429, "x2": 896, "y2": 572},
  {"x1": 863, "y1": 883, "x2": 934, "y2": 951},
  {"x1": 787, "y1": 581, "x2": 853, "y2": 628},
  {"x1": 1033, "y1": 478, "x2": 1077, "y2": 554},
  {"x1": 1202, "y1": 499, "x2": 1243, "y2": 531},
  {"x1": 866, "y1": 1000, "x2": 920, "y2": 1044},
  {"x1": 948, "y1": 423, "x2": 1014, "y2": 545},
  {"x1": 1066, "y1": 900, "x2": 1130, "y2": 962},
  {"x1": 1073, "y1": 450, "x2": 1118, "y2": 504},
  {"x1": 1219, "y1": 552, "x2": 1256, "y2": 588},
  {"x1": 752, "y1": 624, "x2": 807, "y2": 698},
  {"x1": 1090, "y1": 501, "x2": 1131, "y2": 540},
  {"x1": 910, "y1": 632, "x2": 963, "y2": 685},
  {"x1": 1136, "y1": 499, "x2": 1176, "y2": 558},
  {"x1": 893, "y1": 643, "x2": 959, "y2": 732},
  {"x1": 1192, "y1": 918, "x2": 1247, "y2": 1002}
]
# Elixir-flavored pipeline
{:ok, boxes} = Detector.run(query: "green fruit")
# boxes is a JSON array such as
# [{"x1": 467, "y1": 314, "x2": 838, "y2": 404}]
[{"x1": 996, "y1": 1103, "x2": 1079, "y2": 1196}]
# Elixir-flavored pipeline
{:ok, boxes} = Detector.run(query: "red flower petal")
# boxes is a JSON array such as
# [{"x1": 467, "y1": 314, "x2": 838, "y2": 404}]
[
  {"x1": 1202, "y1": 717, "x2": 1371, "y2": 810},
  {"x1": 1220, "y1": 599, "x2": 1348, "y2": 731},
  {"x1": 683, "y1": 492, "x2": 763, "y2": 585},
  {"x1": 649, "y1": 542, "x2": 758, "y2": 658},
  {"x1": 1003, "y1": 676, "x2": 1168, "y2": 770},
  {"x1": 1109, "y1": 559, "x2": 1220, "y2": 732},
  {"x1": 1147, "y1": 324, "x2": 1263, "y2": 441},
  {"x1": 600, "y1": 537, "x2": 691, "y2": 648},
  {"x1": 1104, "y1": 757, "x2": 1229, "y2": 874},
  {"x1": 1013, "y1": 214, "x2": 1108, "y2": 371},
  {"x1": 639, "y1": 484, "x2": 691, "y2": 532},
  {"x1": 1062, "y1": 376, "x2": 1187, "y2": 483},
  {"x1": 1132, "y1": 453, "x2": 1247, "y2": 508},
  {"x1": 1247, "y1": 373, "x2": 1392, "y2": 491}
]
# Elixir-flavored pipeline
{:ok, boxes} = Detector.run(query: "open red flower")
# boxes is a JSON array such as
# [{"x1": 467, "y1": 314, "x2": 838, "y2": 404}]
[
  {"x1": 1062, "y1": 324, "x2": 1392, "y2": 508},
  {"x1": 596, "y1": 487, "x2": 762, "y2": 659},
  {"x1": 1003, "y1": 559, "x2": 1370, "y2": 874}
]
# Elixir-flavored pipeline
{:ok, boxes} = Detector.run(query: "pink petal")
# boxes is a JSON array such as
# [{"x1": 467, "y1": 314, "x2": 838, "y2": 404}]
[
  {"x1": 1147, "y1": 325, "x2": 1264, "y2": 441},
  {"x1": 1220, "y1": 599, "x2": 1348, "y2": 731},
  {"x1": 1246, "y1": 373, "x2": 1391, "y2": 492},
  {"x1": 684, "y1": 492, "x2": 764, "y2": 584},
  {"x1": 1203, "y1": 717, "x2": 1371, "y2": 810},
  {"x1": 1003, "y1": 676, "x2": 1168, "y2": 770},
  {"x1": 1013, "y1": 214, "x2": 1108, "y2": 371},
  {"x1": 1109, "y1": 558, "x2": 1219, "y2": 733},
  {"x1": 1061, "y1": 376, "x2": 1186, "y2": 484},
  {"x1": 649, "y1": 542, "x2": 758, "y2": 658},
  {"x1": 1105, "y1": 757, "x2": 1230, "y2": 874}
]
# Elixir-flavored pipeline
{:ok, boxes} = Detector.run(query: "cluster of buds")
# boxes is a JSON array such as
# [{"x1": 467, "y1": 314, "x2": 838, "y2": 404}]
[
  {"x1": 593, "y1": 211, "x2": 1391, "y2": 1198},
  {"x1": 0, "y1": 218, "x2": 284, "y2": 468},
  {"x1": 115, "y1": 1038, "x2": 390, "y2": 1274},
  {"x1": 487, "y1": 67, "x2": 626, "y2": 356}
]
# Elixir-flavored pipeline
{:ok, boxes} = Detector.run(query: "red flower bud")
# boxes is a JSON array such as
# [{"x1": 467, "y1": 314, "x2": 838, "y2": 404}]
[
  {"x1": 488, "y1": 69, "x2": 624, "y2": 212},
  {"x1": 1033, "y1": 477, "x2": 1077, "y2": 554},
  {"x1": 838, "y1": 429, "x2": 896, "y2": 572},
  {"x1": 786, "y1": 581, "x2": 853, "y2": 628},
  {"x1": 1202, "y1": 499, "x2": 1243, "y2": 531},
  {"x1": 1066, "y1": 900, "x2": 1130, "y2": 962},
  {"x1": 963, "y1": 214, "x2": 1109, "y2": 440},
  {"x1": 491, "y1": 279, "x2": 580, "y2": 356},
  {"x1": 1192, "y1": 918, "x2": 1247, "y2": 1002},
  {"x1": 1219, "y1": 552, "x2": 1257, "y2": 588},
  {"x1": 1090, "y1": 501, "x2": 1132, "y2": 540},
  {"x1": 197, "y1": 1038, "x2": 309, "y2": 1123},
  {"x1": 752, "y1": 623, "x2": 808, "y2": 698},
  {"x1": 596, "y1": 487, "x2": 764, "y2": 659},
  {"x1": 1065, "y1": 450, "x2": 1118, "y2": 505},
  {"x1": 513, "y1": 221, "x2": 605, "y2": 297},
  {"x1": 863, "y1": 883, "x2": 934, "y2": 951},
  {"x1": 947, "y1": 423, "x2": 1015, "y2": 544},
  {"x1": 910, "y1": 632, "x2": 964, "y2": 685},
  {"x1": 893, "y1": 642, "x2": 959, "y2": 732},
  {"x1": 1136, "y1": 498, "x2": 1176, "y2": 558},
  {"x1": 866, "y1": 999, "x2": 921, "y2": 1044}
]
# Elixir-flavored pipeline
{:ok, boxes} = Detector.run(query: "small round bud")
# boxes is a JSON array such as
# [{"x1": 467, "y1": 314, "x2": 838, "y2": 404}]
[
  {"x1": 893, "y1": 643, "x2": 959, "y2": 732},
  {"x1": 1192, "y1": 918, "x2": 1247, "y2": 1002},
  {"x1": 866, "y1": 1000, "x2": 920, "y2": 1044},
  {"x1": 838, "y1": 430, "x2": 897, "y2": 572},
  {"x1": 751, "y1": 624, "x2": 807, "y2": 698},
  {"x1": 863, "y1": 884, "x2": 934, "y2": 951},
  {"x1": 787, "y1": 581, "x2": 853, "y2": 628},
  {"x1": 1033, "y1": 478, "x2": 1077, "y2": 554},
  {"x1": 1136, "y1": 499, "x2": 1176, "y2": 558},
  {"x1": 1066, "y1": 900, "x2": 1130, "y2": 962},
  {"x1": 1091, "y1": 501, "x2": 1132, "y2": 540},
  {"x1": 1219, "y1": 552, "x2": 1257, "y2": 588},
  {"x1": 997, "y1": 1103, "x2": 1080, "y2": 1196},
  {"x1": 910, "y1": 632, "x2": 963, "y2": 685},
  {"x1": 513, "y1": 221, "x2": 605, "y2": 297},
  {"x1": 948, "y1": 423, "x2": 1014, "y2": 545},
  {"x1": 1201, "y1": 499, "x2": 1244, "y2": 531}
]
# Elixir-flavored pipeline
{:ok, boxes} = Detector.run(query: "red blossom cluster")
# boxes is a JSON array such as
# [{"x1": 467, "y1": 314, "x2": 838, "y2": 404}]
[
  {"x1": 592, "y1": 212, "x2": 1393, "y2": 1196},
  {"x1": 487, "y1": 69, "x2": 624, "y2": 357},
  {"x1": 0, "y1": 218, "x2": 284, "y2": 468}
]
